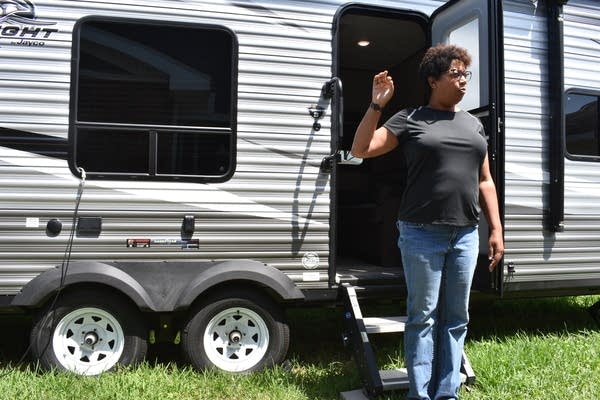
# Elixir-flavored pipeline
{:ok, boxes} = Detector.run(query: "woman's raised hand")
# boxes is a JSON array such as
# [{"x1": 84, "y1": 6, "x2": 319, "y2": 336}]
[{"x1": 372, "y1": 70, "x2": 394, "y2": 107}]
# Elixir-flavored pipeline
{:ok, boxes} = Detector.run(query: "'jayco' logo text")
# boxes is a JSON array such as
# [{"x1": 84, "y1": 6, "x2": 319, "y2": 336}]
[{"x1": 0, "y1": 0, "x2": 58, "y2": 47}]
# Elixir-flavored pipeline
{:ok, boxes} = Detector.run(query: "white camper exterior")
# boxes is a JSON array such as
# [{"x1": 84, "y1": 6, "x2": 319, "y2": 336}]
[{"x1": 0, "y1": 0, "x2": 599, "y2": 375}]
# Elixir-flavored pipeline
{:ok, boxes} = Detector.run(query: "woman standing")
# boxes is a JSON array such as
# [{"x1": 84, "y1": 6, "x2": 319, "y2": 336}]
[{"x1": 351, "y1": 44, "x2": 504, "y2": 400}]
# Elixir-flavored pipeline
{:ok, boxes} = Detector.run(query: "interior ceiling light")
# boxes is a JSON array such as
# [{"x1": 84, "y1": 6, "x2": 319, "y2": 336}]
[{"x1": 357, "y1": 40, "x2": 370, "y2": 47}]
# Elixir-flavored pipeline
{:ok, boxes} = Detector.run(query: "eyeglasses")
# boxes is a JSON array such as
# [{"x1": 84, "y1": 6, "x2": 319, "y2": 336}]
[{"x1": 447, "y1": 69, "x2": 472, "y2": 82}]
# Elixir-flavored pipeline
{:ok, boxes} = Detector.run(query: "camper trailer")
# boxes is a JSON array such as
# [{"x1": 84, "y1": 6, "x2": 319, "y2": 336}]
[{"x1": 0, "y1": 0, "x2": 599, "y2": 379}]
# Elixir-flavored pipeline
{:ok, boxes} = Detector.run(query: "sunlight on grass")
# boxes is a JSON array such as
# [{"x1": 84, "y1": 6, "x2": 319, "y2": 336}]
[
  {"x1": 462, "y1": 330, "x2": 600, "y2": 400},
  {"x1": 460, "y1": 296, "x2": 600, "y2": 400}
]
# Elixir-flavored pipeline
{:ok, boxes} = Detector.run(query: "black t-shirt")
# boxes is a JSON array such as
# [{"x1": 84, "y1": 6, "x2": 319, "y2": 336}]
[{"x1": 383, "y1": 106, "x2": 488, "y2": 226}]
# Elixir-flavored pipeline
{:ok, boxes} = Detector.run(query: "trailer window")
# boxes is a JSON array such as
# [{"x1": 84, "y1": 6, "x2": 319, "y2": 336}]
[
  {"x1": 565, "y1": 93, "x2": 600, "y2": 158},
  {"x1": 71, "y1": 18, "x2": 237, "y2": 182}
]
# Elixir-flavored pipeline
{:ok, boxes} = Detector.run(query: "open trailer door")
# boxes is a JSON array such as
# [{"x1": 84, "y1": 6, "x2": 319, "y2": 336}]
[{"x1": 432, "y1": 0, "x2": 505, "y2": 294}]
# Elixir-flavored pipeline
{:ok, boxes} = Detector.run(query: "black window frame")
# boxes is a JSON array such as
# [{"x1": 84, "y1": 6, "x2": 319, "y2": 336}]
[
  {"x1": 68, "y1": 16, "x2": 238, "y2": 183},
  {"x1": 564, "y1": 88, "x2": 600, "y2": 162}
]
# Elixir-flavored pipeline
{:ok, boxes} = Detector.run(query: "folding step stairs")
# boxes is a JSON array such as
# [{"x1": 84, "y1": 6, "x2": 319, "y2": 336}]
[{"x1": 340, "y1": 283, "x2": 475, "y2": 400}]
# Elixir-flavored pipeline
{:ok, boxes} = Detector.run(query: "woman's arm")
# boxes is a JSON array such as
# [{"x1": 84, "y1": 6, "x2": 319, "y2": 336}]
[
  {"x1": 479, "y1": 153, "x2": 504, "y2": 271},
  {"x1": 350, "y1": 71, "x2": 399, "y2": 158}
]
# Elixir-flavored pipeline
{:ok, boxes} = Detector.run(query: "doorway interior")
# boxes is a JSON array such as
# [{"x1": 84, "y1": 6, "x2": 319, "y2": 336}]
[{"x1": 334, "y1": 8, "x2": 429, "y2": 276}]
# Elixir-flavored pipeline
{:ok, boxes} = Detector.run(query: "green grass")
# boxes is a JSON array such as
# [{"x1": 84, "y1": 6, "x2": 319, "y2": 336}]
[
  {"x1": 0, "y1": 296, "x2": 599, "y2": 400},
  {"x1": 459, "y1": 296, "x2": 600, "y2": 400}
]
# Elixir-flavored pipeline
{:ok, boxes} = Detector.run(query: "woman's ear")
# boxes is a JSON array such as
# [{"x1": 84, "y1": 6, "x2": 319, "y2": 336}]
[{"x1": 427, "y1": 76, "x2": 437, "y2": 89}]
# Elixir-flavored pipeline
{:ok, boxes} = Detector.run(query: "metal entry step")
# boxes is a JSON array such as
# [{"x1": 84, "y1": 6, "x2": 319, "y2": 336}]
[
  {"x1": 363, "y1": 316, "x2": 406, "y2": 334},
  {"x1": 341, "y1": 368, "x2": 470, "y2": 400},
  {"x1": 340, "y1": 369, "x2": 408, "y2": 400},
  {"x1": 380, "y1": 368, "x2": 409, "y2": 390}
]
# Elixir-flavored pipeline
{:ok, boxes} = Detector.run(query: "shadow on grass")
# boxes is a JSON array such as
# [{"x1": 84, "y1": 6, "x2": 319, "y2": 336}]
[
  {"x1": 467, "y1": 295, "x2": 600, "y2": 341},
  {"x1": 1, "y1": 298, "x2": 598, "y2": 366},
  {"x1": 286, "y1": 295, "x2": 600, "y2": 366},
  {"x1": 1, "y1": 296, "x2": 598, "y2": 399}
]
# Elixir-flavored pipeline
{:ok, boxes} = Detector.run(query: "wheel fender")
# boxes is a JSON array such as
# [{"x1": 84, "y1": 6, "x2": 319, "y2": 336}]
[
  {"x1": 175, "y1": 260, "x2": 304, "y2": 310},
  {"x1": 11, "y1": 261, "x2": 156, "y2": 310}
]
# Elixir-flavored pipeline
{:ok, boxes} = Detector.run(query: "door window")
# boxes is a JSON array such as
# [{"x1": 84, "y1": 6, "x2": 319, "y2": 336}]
[{"x1": 431, "y1": 0, "x2": 489, "y2": 111}]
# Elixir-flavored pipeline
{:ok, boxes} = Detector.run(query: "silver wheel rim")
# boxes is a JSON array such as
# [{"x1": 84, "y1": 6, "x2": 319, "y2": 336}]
[
  {"x1": 52, "y1": 307, "x2": 125, "y2": 376},
  {"x1": 203, "y1": 307, "x2": 269, "y2": 372}
]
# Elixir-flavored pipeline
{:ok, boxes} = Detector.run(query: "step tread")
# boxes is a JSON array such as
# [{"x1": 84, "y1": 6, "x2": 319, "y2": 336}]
[
  {"x1": 378, "y1": 368, "x2": 467, "y2": 391},
  {"x1": 340, "y1": 389, "x2": 369, "y2": 400},
  {"x1": 380, "y1": 368, "x2": 409, "y2": 390},
  {"x1": 363, "y1": 316, "x2": 407, "y2": 334}
]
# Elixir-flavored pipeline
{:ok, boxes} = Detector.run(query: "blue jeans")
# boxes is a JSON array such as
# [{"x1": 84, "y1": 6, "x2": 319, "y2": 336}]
[{"x1": 397, "y1": 221, "x2": 478, "y2": 400}]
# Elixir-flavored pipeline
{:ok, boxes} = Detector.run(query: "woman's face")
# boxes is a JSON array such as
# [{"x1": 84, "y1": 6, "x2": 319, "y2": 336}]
[{"x1": 430, "y1": 59, "x2": 470, "y2": 106}]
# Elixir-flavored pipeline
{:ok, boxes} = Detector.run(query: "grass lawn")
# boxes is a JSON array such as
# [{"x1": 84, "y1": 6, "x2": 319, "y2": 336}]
[{"x1": 0, "y1": 295, "x2": 599, "y2": 399}]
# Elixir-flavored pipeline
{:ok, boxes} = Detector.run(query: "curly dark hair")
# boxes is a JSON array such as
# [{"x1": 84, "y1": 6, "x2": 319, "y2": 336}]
[{"x1": 418, "y1": 44, "x2": 472, "y2": 83}]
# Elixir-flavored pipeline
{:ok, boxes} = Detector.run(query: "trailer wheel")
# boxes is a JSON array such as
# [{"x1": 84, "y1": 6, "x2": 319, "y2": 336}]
[
  {"x1": 181, "y1": 290, "x2": 289, "y2": 373},
  {"x1": 30, "y1": 290, "x2": 147, "y2": 376}
]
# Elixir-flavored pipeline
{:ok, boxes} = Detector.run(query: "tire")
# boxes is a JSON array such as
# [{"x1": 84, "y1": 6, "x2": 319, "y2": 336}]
[
  {"x1": 181, "y1": 289, "x2": 289, "y2": 373},
  {"x1": 30, "y1": 289, "x2": 147, "y2": 376}
]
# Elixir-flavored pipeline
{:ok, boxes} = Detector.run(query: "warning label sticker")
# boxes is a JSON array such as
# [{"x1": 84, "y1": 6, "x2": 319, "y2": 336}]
[{"x1": 126, "y1": 238, "x2": 199, "y2": 249}]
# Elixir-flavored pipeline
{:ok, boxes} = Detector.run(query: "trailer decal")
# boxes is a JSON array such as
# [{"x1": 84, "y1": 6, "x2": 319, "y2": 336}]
[
  {"x1": 0, "y1": 146, "x2": 325, "y2": 228},
  {"x1": 229, "y1": 1, "x2": 308, "y2": 32},
  {"x1": 0, "y1": 0, "x2": 57, "y2": 47},
  {"x1": 0, "y1": 127, "x2": 67, "y2": 159},
  {"x1": 0, "y1": 0, "x2": 54, "y2": 25}
]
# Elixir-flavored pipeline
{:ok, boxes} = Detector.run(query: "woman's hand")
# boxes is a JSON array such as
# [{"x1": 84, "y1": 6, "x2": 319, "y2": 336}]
[
  {"x1": 372, "y1": 71, "x2": 394, "y2": 107},
  {"x1": 488, "y1": 229, "x2": 504, "y2": 271}
]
